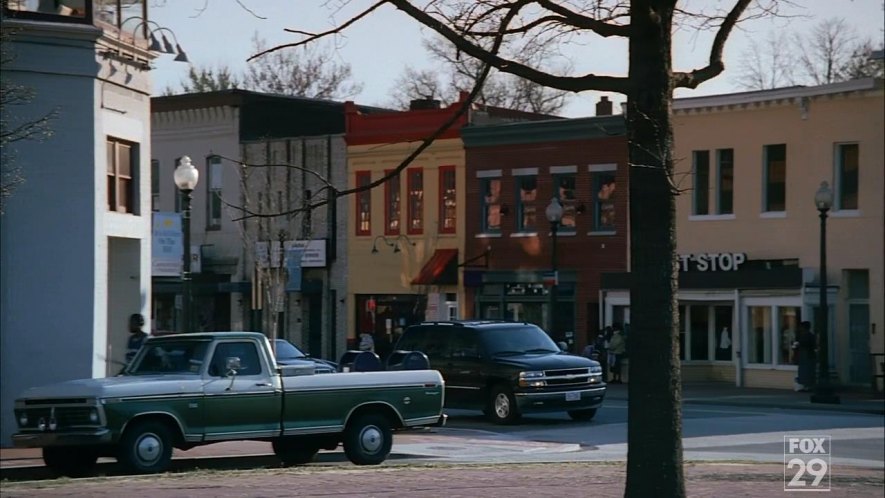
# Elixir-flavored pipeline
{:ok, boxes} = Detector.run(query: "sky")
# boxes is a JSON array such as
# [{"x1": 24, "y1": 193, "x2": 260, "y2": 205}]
[{"x1": 149, "y1": 1, "x2": 884, "y2": 118}]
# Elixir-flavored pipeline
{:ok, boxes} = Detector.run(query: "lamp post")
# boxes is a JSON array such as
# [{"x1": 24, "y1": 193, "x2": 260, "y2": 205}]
[
  {"x1": 811, "y1": 181, "x2": 839, "y2": 404},
  {"x1": 545, "y1": 197, "x2": 563, "y2": 340},
  {"x1": 174, "y1": 156, "x2": 199, "y2": 333}
]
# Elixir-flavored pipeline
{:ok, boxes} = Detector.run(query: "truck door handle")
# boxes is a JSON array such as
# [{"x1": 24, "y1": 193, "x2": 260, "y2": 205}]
[{"x1": 255, "y1": 382, "x2": 272, "y2": 387}]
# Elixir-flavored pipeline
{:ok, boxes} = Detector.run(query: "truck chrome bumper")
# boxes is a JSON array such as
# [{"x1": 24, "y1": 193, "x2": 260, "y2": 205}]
[{"x1": 12, "y1": 429, "x2": 112, "y2": 448}]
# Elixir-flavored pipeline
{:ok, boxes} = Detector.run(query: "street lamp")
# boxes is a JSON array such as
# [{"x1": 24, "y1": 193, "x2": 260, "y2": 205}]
[
  {"x1": 174, "y1": 156, "x2": 199, "y2": 333},
  {"x1": 811, "y1": 181, "x2": 839, "y2": 404},
  {"x1": 545, "y1": 197, "x2": 563, "y2": 340}
]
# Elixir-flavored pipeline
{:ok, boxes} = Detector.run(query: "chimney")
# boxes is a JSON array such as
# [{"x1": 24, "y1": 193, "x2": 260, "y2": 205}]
[
  {"x1": 410, "y1": 96, "x2": 441, "y2": 110},
  {"x1": 596, "y1": 96, "x2": 613, "y2": 116}
]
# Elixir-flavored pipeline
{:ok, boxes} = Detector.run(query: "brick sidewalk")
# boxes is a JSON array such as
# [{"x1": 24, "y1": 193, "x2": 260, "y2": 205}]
[{"x1": 0, "y1": 462, "x2": 882, "y2": 497}]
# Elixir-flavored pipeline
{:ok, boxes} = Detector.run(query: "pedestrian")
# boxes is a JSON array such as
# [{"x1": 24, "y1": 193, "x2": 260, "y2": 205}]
[
  {"x1": 359, "y1": 331, "x2": 375, "y2": 353},
  {"x1": 608, "y1": 324, "x2": 626, "y2": 383},
  {"x1": 126, "y1": 313, "x2": 148, "y2": 364},
  {"x1": 793, "y1": 321, "x2": 817, "y2": 392}
]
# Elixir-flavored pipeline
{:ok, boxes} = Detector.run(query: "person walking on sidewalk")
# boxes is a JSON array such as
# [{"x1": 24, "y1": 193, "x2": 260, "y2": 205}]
[
  {"x1": 608, "y1": 324, "x2": 626, "y2": 383},
  {"x1": 793, "y1": 321, "x2": 817, "y2": 391}
]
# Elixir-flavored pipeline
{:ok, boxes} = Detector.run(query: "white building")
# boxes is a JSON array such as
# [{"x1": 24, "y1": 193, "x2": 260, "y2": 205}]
[{"x1": 0, "y1": 1, "x2": 165, "y2": 444}]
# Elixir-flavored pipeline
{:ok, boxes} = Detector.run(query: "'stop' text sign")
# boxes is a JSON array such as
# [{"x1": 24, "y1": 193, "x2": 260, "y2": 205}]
[{"x1": 679, "y1": 252, "x2": 746, "y2": 272}]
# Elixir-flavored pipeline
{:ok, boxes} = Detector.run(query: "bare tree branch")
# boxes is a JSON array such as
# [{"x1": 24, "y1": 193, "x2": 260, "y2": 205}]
[{"x1": 672, "y1": 0, "x2": 752, "y2": 89}]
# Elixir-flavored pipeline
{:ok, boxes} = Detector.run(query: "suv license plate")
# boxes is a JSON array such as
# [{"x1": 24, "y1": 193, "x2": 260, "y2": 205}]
[{"x1": 565, "y1": 391, "x2": 580, "y2": 402}]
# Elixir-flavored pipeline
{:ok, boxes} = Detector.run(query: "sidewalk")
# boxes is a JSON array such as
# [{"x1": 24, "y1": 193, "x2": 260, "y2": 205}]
[{"x1": 604, "y1": 381, "x2": 885, "y2": 415}]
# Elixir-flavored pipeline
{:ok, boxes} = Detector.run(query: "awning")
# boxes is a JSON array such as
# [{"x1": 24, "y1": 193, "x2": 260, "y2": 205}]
[{"x1": 411, "y1": 249, "x2": 459, "y2": 286}]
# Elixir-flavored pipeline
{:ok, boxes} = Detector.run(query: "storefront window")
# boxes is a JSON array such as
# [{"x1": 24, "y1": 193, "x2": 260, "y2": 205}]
[
  {"x1": 777, "y1": 307, "x2": 801, "y2": 365},
  {"x1": 748, "y1": 306, "x2": 772, "y2": 364},
  {"x1": 714, "y1": 306, "x2": 733, "y2": 361},
  {"x1": 690, "y1": 305, "x2": 710, "y2": 361},
  {"x1": 678, "y1": 305, "x2": 686, "y2": 361}
]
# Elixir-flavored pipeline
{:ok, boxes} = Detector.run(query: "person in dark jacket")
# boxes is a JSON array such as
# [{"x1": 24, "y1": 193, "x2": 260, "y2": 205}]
[
  {"x1": 125, "y1": 313, "x2": 148, "y2": 364},
  {"x1": 793, "y1": 321, "x2": 817, "y2": 391}
]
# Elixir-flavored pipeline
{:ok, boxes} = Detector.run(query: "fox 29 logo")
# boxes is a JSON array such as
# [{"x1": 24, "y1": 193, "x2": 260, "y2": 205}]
[{"x1": 784, "y1": 436, "x2": 831, "y2": 491}]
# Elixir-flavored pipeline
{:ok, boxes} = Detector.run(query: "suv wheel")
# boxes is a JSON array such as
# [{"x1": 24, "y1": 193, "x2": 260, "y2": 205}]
[{"x1": 487, "y1": 385, "x2": 521, "y2": 424}]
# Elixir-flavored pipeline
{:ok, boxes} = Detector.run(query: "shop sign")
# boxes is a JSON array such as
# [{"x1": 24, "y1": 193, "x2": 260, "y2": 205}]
[{"x1": 679, "y1": 252, "x2": 747, "y2": 272}]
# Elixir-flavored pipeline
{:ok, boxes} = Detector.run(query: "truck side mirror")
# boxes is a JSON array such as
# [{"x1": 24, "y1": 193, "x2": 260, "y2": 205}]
[{"x1": 225, "y1": 356, "x2": 241, "y2": 376}]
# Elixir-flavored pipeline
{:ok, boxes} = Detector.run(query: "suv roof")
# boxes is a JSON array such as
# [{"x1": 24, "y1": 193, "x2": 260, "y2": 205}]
[{"x1": 415, "y1": 320, "x2": 534, "y2": 328}]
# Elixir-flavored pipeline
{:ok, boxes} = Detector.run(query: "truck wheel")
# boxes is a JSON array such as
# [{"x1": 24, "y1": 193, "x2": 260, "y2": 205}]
[
  {"x1": 343, "y1": 413, "x2": 392, "y2": 465},
  {"x1": 43, "y1": 446, "x2": 98, "y2": 477},
  {"x1": 487, "y1": 385, "x2": 521, "y2": 424},
  {"x1": 272, "y1": 438, "x2": 319, "y2": 466},
  {"x1": 117, "y1": 420, "x2": 173, "y2": 474},
  {"x1": 567, "y1": 408, "x2": 598, "y2": 421}
]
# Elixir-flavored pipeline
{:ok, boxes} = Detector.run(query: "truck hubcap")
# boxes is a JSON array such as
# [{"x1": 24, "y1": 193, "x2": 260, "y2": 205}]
[
  {"x1": 495, "y1": 393, "x2": 510, "y2": 418},
  {"x1": 360, "y1": 425, "x2": 383, "y2": 454},
  {"x1": 135, "y1": 433, "x2": 162, "y2": 464}
]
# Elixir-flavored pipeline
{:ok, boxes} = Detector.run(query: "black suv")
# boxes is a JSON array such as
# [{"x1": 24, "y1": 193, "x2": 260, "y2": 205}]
[{"x1": 394, "y1": 320, "x2": 605, "y2": 424}]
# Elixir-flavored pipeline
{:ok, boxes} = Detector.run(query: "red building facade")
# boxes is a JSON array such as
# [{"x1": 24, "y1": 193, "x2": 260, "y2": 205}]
[{"x1": 461, "y1": 115, "x2": 629, "y2": 352}]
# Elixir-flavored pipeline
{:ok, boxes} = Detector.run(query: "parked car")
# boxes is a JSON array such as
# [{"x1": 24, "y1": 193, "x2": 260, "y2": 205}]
[
  {"x1": 12, "y1": 332, "x2": 445, "y2": 476},
  {"x1": 274, "y1": 339, "x2": 337, "y2": 374},
  {"x1": 394, "y1": 320, "x2": 605, "y2": 424}
]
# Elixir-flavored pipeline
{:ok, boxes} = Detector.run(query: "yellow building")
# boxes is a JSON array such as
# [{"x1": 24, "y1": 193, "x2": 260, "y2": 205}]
[
  {"x1": 343, "y1": 98, "x2": 468, "y2": 353},
  {"x1": 603, "y1": 78, "x2": 884, "y2": 390}
]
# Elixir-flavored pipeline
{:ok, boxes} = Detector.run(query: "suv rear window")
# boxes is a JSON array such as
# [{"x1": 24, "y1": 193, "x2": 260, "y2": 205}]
[{"x1": 480, "y1": 326, "x2": 560, "y2": 356}]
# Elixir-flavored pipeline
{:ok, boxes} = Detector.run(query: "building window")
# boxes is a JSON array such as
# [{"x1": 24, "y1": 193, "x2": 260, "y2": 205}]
[
  {"x1": 174, "y1": 156, "x2": 182, "y2": 213},
  {"x1": 481, "y1": 177, "x2": 502, "y2": 234},
  {"x1": 777, "y1": 306, "x2": 801, "y2": 366},
  {"x1": 716, "y1": 149, "x2": 734, "y2": 215},
  {"x1": 763, "y1": 144, "x2": 786, "y2": 213},
  {"x1": 107, "y1": 137, "x2": 136, "y2": 213},
  {"x1": 407, "y1": 168, "x2": 423, "y2": 234},
  {"x1": 384, "y1": 170, "x2": 400, "y2": 235},
  {"x1": 692, "y1": 150, "x2": 710, "y2": 215},
  {"x1": 591, "y1": 170, "x2": 616, "y2": 231},
  {"x1": 515, "y1": 174, "x2": 537, "y2": 232},
  {"x1": 151, "y1": 159, "x2": 159, "y2": 212},
  {"x1": 553, "y1": 173, "x2": 577, "y2": 232},
  {"x1": 689, "y1": 305, "x2": 710, "y2": 361},
  {"x1": 356, "y1": 171, "x2": 371, "y2": 236},
  {"x1": 747, "y1": 304, "x2": 801, "y2": 366},
  {"x1": 747, "y1": 306, "x2": 772, "y2": 364},
  {"x1": 207, "y1": 155, "x2": 222, "y2": 230},
  {"x1": 439, "y1": 166, "x2": 456, "y2": 234},
  {"x1": 835, "y1": 143, "x2": 859, "y2": 210}
]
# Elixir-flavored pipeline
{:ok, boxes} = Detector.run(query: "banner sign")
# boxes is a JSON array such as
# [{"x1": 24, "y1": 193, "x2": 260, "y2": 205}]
[
  {"x1": 285, "y1": 248, "x2": 304, "y2": 292},
  {"x1": 152, "y1": 213, "x2": 182, "y2": 277}
]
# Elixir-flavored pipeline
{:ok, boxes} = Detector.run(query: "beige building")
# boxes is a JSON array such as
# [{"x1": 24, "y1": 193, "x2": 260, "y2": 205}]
[{"x1": 603, "y1": 78, "x2": 884, "y2": 389}]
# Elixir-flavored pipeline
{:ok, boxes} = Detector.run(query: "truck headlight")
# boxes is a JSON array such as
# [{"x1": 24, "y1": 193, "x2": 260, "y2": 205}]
[
  {"x1": 590, "y1": 365, "x2": 602, "y2": 374},
  {"x1": 518, "y1": 371, "x2": 546, "y2": 388},
  {"x1": 18, "y1": 413, "x2": 28, "y2": 427}
]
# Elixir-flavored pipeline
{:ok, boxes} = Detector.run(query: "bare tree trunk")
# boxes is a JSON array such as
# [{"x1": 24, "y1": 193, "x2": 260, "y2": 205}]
[{"x1": 625, "y1": 2, "x2": 684, "y2": 497}]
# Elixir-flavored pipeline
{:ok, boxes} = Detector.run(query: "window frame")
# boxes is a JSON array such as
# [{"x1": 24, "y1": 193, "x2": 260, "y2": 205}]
[
  {"x1": 762, "y1": 144, "x2": 787, "y2": 214},
  {"x1": 589, "y1": 164, "x2": 617, "y2": 233},
  {"x1": 206, "y1": 155, "x2": 223, "y2": 230},
  {"x1": 479, "y1": 175, "x2": 503, "y2": 235},
  {"x1": 552, "y1": 170, "x2": 577, "y2": 234},
  {"x1": 692, "y1": 150, "x2": 710, "y2": 216},
  {"x1": 834, "y1": 142, "x2": 859, "y2": 212},
  {"x1": 151, "y1": 159, "x2": 160, "y2": 212},
  {"x1": 355, "y1": 170, "x2": 372, "y2": 236},
  {"x1": 107, "y1": 137, "x2": 137, "y2": 214},
  {"x1": 514, "y1": 170, "x2": 538, "y2": 233},
  {"x1": 384, "y1": 169, "x2": 400, "y2": 236},
  {"x1": 438, "y1": 165, "x2": 456, "y2": 234},
  {"x1": 715, "y1": 148, "x2": 734, "y2": 215},
  {"x1": 407, "y1": 167, "x2": 424, "y2": 235}
]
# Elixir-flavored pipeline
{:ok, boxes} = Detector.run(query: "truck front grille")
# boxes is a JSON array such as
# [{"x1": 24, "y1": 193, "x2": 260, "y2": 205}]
[{"x1": 543, "y1": 368, "x2": 592, "y2": 387}]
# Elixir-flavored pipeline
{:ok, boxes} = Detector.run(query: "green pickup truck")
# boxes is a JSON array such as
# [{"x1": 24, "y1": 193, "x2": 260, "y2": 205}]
[{"x1": 12, "y1": 332, "x2": 446, "y2": 476}]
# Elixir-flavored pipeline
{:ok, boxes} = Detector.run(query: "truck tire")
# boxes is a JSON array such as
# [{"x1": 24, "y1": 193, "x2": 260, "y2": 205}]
[
  {"x1": 272, "y1": 437, "x2": 319, "y2": 466},
  {"x1": 117, "y1": 420, "x2": 174, "y2": 474},
  {"x1": 567, "y1": 408, "x2": 598, "y2": 421},
  {"x1": 487, "y1": 385, "x2": 521, "y2": 424},
  {"x1": 343, "y1": 413, "x2": 392, "y2": 465},
  {"x1": 43, "y1": 446, "x2": 98, "y2": 477}
]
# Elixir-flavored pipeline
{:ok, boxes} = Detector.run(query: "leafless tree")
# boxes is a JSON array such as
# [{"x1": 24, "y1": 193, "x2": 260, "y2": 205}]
[
  {"x1": 0, "y1": 24, "x2": 57, "y2": 214},
  {"x1": 736, "y1": 17, "x2": 883, "y2": 90},
  {"x1": 388, "y1": 37, "x2": 571, "y2": 114},
  {"x1": 243, "y1": 2, "x2": 772, "y2": 496},
  {"x1": 167, "y1": 33, "x2": 362, "y2": 99}
]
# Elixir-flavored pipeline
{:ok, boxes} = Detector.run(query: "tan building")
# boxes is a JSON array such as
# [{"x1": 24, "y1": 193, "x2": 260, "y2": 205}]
[
  {"x1": 344, "y1": 98, "x2": 469, "y2": 354},
  {"x1": 602, "y1": 78, "x2": 884, "y2": 389}
]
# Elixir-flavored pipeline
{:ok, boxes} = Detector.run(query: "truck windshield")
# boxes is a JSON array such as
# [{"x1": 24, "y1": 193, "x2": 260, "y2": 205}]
[
  {"x1": 481, "y1": 326, "x2": 560, "y2": 356},
  {"x1": 128, "y1": 341, "x2": 210, "y2": 375}
]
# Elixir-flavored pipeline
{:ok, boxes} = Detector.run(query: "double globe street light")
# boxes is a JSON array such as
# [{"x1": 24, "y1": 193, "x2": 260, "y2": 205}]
[
  {"x1": 811, "y1": 181, "x2": 839, "y2": 404},
  {"x1": 174, "y1": 156, "x2": 199, "y2": 333},
  {"x1": 545, "y1": 197, "x2": 564, "y2": 341}
]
